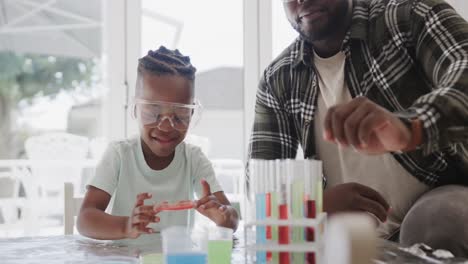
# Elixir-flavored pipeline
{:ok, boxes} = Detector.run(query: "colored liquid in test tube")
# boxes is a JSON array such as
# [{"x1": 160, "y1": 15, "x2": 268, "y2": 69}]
[
  {"x1": 277, "y1": 160, "x2": 290, "y2": 264},
  {"x1": 304, "y1": 160, "x2": 318, "y2": 264},
  {"x1": 254, "y1": 160, "x2": 267, "y2": 264},
  {"x1": 270, "y1": 160, "x2": 279, "y2": 264},
  {"x1": 289, "y1": 160, "x2": 306, "y2": 264},
  {"x1": 265, "y1": 160, "x2": 273, "y2": 262}
]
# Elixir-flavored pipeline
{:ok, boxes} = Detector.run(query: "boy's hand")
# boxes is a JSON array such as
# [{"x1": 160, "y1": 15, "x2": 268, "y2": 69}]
[
  {"x1": 124, "y1": 192, "x2": 160, "y2": 239},
  {"x1": 195, "y1": 179, "x2": 230, "y2": 226}
]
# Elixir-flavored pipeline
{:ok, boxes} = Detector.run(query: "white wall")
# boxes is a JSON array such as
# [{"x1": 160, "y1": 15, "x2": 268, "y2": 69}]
[
  {"x1": 190, "y1": 110, "x2": 244, "y2": 159},
  {"x1": 446, "y1": 0, "x2": 468, "y2": 19}
]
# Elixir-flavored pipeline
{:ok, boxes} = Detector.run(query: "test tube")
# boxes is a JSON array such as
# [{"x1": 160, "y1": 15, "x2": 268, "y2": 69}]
[
  {"x1": 305, "y1": 159, "x2": 318, "y2": 264},
  {"x1": 270, "y1": 160, "x2": 279, "y2": 264},
  {"x1": 254, "y1": 160, "x2": 267, "y2": 264},
  {"x1": 265, "y1": 160, "x2": 273, "y2": 262},
  {"x1": 277, "y1": 160, "x2": 290, "y2": 264},
  {"x1": 289, "y1": 160, "x2": 306, "y2": 264},
  {"x1": 316, "y1": 161, "x2": 323, "y2": 214}
]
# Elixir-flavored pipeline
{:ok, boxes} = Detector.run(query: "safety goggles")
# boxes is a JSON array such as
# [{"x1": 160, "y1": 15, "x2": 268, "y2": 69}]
[{"x1": 132, "y1": 98, "x2": 202, "y2": 131}]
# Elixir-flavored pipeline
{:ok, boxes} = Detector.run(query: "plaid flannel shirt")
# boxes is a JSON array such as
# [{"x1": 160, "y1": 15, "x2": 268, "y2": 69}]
[{"x1": 248, "y1": 0, "x2": 468, "y2": 187}]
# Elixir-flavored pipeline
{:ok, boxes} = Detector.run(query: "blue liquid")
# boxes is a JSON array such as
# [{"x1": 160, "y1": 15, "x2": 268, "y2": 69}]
[
  {"x1": 256, "y1": 193, "x2": 267, "y2": 264},
  {"x1": 166, "y1": 253, "x2": 206, "y2": 264}
]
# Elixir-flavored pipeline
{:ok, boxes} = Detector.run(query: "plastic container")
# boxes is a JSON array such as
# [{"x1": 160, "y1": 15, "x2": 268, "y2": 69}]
[
  {"x1": 207, "y1": 226, "x2": 233, "y2": 264},
  {"x1": 161, "y1": 226, "x2": 208, "y2": 264},
  {"x1": 140, "y1": 253, "x2": 163, "y2": 264}
]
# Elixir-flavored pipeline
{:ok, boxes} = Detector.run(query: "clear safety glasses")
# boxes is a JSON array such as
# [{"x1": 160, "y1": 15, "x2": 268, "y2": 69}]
[{"x1": 132, "y1": 98, "x2": 202, "y2": 131}]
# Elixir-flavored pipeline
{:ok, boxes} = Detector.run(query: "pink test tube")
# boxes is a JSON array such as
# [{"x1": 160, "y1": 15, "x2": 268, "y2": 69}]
[{"x1": 277, "y1": 160, "x2": 290, "y2": 264}]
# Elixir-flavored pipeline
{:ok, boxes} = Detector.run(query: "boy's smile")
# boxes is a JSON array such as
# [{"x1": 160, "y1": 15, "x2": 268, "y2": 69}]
[{"x1": 149, "y1": 129, "x2": 181, "y2": 153}]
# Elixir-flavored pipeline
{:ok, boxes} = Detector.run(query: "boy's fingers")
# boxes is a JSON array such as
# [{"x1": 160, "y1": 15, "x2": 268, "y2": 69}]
[
  {"x1": 153, "y1": 201, "x2": 168, "y2": 212},
  {"x1": 136, "y1": 192, "x2": 152, "y2": 201},
  {"x1": 133, "y1": 218, "x2": 157, "y2": 232},
  {"x1": 199, "y1": 200, "x2": 220, "y2": 210},
  {"x1": 132, "y1": 214, "x2": 151, "y2": 224},
  {"x1": 153, "y1": 206, "x2": 162, "y2": 214},
  {"x1": 201, "y1": 179, "x2": 211, "y2": 197},
  {"x1": 133, "y1": 216, "x2": 157, "y2": 234},
  {"x1": 152, "y1": 215, "x2": 160, "y2": 223},
  {"x1": 142, "y1": 228, "x2": 155, "y2": 234},
  {"x1": 135, "y1": 192, "x2": 152, "y2": 206},
  {"x1": 196, "y1": 195, "x2": 215, "y2": 208},
  {"x1": 136, "y1": 226, "x2": 154, "y2": 234},
  {"x1": 133, "y1": 205, "x2": 156, "y2": 216}
]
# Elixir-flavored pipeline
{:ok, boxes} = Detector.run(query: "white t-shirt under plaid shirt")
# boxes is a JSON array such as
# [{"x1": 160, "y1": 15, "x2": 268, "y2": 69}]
[
  {"x1": 88, "y1": 136, "x2": 222, "y2": 233},
  {"x1": 313, "y1": 51, "x2": 429, "y2": 238}
]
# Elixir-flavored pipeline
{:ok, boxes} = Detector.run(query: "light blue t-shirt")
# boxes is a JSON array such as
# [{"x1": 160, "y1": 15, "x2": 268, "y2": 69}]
[{"x1": 88, "y1": 136, "x2": 222, "y2": 233}]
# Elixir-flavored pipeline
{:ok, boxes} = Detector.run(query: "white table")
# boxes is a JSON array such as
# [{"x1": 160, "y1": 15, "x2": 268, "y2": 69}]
[
  {"x1": 2, "y1": 234, "x2": 468, "y2": 264},
  {"x1": 0, "y1": 233, "x2": 246, "y2": 264}
]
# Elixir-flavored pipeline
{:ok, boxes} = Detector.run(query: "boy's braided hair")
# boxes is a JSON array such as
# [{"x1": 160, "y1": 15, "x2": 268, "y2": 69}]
[{"x1": 138, "y1": 46, "x2": 196, "y2": 81}]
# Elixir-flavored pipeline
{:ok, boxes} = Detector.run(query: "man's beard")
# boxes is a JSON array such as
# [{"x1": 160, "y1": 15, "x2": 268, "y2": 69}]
[
  {"x1": 293, "y1": 1, "x2": 349, "y2": 42},
  {"x1": 293, "y1": 21, "x2": 333, "y2": 42}
]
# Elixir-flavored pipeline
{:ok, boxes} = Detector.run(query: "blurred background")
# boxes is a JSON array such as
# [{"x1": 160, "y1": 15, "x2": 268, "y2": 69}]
[{"x1": 0, "y1": 0, "x2": 466, "y2": 237}]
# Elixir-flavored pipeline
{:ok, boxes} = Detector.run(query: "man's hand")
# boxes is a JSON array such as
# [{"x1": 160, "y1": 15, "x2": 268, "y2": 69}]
[
  {"x1": 124, "y1": 193, "x2": 160, "y2": 239},
  {"x1": 323, "y1": 183, "x2": 390, "y2": 222},
  {"x1": 323, "y1": 97, "x2": 413, "y2": 154}
]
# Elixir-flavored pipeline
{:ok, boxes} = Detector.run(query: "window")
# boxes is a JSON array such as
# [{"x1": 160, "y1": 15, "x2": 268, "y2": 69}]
[
  {"x1": 139, "y1": 0, "x2": 245, "y2": 160},
  {"x1": 0, "y1": 0, "x2": 107, "y2": 237},
  {"x1": 272, "y1": 2, "x2": 297, "y2": 58}
]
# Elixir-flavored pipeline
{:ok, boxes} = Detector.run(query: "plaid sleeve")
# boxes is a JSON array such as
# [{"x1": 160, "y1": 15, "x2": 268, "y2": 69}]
[
  {"x1": 247, "y1": 71, "x2": 299, "y2": 161},
  {"x1": 246, "y1": 69, "x2": 300, "y2": 186},
  {"x1": 402, "y1": 0, "x2": 468, "y2": 155}
]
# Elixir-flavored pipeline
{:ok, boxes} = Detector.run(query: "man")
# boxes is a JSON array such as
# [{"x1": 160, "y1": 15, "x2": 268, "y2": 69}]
[{"x1": 248, "y1": 0, "x2": 468, "y2": 256}]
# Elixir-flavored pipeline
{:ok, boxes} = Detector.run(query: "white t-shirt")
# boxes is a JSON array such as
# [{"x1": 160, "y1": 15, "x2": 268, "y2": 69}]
[
  {"x1": 312, "y1": 51, "x2": 430, "y2": 238},
  {"x1": 88, "y1": 136, "x2": 222, "y2": 235}
]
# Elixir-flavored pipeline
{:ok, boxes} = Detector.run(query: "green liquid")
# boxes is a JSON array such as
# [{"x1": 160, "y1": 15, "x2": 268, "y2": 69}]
[
  {"x1": 141, "y1": 253, "x2": 163, "y2": 264},
  {"x1": 292, "y1": 181, "x2": 305, "y2": 264},
  {"x1": 317, "y1": 177, "x2": 323, "y2": 214},
  {"x1": 208, "y1": 240, "x2": 232, "y2": 264},
  {"x1": 271, "y1": 192, "x2": 279, "y2": 264}
]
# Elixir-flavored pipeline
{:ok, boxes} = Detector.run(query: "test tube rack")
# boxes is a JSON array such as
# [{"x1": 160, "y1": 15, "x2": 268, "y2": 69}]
[{"x1": 243, "y1": 212, "x2": 327, "y2": 264}]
